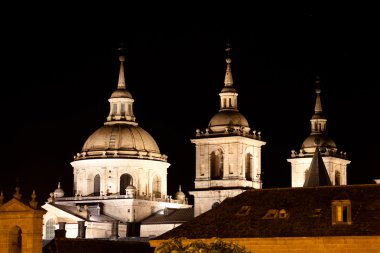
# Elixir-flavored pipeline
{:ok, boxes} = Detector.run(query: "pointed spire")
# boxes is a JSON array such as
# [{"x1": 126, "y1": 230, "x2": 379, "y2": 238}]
[
  {"x1": 310, "y1": 75, "x2": 327, "y2": 134},
  {"x1": 224, "y1": 42, "x2": 233, "y2": 87},
  {"x1": 303, "y1": 139, "x2": 332, "y2": 187},
  {"x1": 117, "y1": 46, "x2": 126, "y2": 90},
  {"x1": 106, "y1": 47, "x2": 137, "y2": 124},
  {"x1": 314, "y1": 75, "x2": 323, "y2": 114}
]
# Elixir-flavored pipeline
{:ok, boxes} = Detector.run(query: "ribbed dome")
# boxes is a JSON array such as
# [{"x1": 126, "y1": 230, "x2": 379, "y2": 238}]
[
  {"x1": 82, "y1": 124, "x2": 160, "y2": 155},
  {"x1": 209, "y1": 110, "x2": 249, "y2": 132},
  {"x1": 302, "y1": 134, "x2": 337, "y2": 153}
]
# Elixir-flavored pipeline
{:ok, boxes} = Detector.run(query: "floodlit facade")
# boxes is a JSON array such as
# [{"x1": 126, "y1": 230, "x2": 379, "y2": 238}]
[
  {"x1": 287, "y1": 76, "x2": 351, "y2": 187},
  {"x1": 189, "y1": 46, "x2": 266, "y2": 217},
  {"x1": 41, "y1": 49, "x2": 192, "y2": 240}
]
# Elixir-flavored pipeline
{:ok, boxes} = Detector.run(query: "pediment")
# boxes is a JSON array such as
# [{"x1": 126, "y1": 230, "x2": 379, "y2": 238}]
[{"x1": 0, "y1": 198, "x2": 34, "y2": 212}]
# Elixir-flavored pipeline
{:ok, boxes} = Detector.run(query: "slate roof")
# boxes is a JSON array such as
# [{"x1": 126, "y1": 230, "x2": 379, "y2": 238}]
[
  {"x1": 141, "y1": 207, "x2": 194, "y2": 224},
  {"x1": 304, "y1": 147, "x2": 332, "y2": 187},
  {"x1": 155, "y1": 184, "x2": 380, "y2": 239}
]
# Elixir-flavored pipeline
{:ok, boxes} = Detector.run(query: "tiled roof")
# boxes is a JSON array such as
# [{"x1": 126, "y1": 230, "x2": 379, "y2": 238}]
[
  {"x1": 43, "y1": 238, "x2": 154, "y2": 253},
  {"x1": 155, "y1": 184, "x2": 380, "y2": 239},
  {"x1": 141, "y1": 208, "x2": 194, "y2": 224}
]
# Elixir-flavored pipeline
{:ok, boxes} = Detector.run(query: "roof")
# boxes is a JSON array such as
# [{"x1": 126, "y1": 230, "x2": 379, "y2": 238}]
[
  {"x1": 43, "y1": 238, "x2": 154, "y2": 253},
  {"x1": 46, "y1": 203, "x2": 117, "y2": 222},
  {"x1": 155, "y1": 184, "x2": 380, "y2": 239},
  {"x1": 141, "y1": 208, "x2": 194, "y2": 224},
  {"x1": 303, "y1": 147, "x2": 332, "y2": 187}
]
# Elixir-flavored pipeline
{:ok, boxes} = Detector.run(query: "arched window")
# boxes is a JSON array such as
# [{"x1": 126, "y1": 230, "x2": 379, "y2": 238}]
[
  {"x1": 120, "y1": 173, "x2": 133, "y2": 195},
  {"x1": 245, "y1": 153, "x2": 253, "y2": 180},
  {"x1": 210, "y1": 149, "x2": 223, "y2": 180},
  {"x1": 335, "y1": 171, "x2": 341, "y2": 186},
  {"x1": 46, "y1": 219, "x2": 55, "y2": 240},
  {"x1": 94, "y1": 174, "x2": 100, "y2": 196},
  {"x1": 9, "y1": 226, "x2": 22, "y2": 253},
  {"x1": 152, "y1": 175, "x2": 161, "y2": 198}
]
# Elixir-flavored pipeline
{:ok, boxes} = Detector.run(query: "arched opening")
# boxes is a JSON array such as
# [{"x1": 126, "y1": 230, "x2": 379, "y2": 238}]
[
  {"x1": 210, "y1": 149, "x2": 223, "y2": 180},
  {"x1": 152, "y1": 175, "x2": 161, "y2": 198},
  {"x1": 94, "y1": 174, "x2": 100, "y2": 196},
  {"x1": 245, "y1": 153, "x2": 253, "y2": 180},
  {"x1": 9, "y1": 226, "x2": 22, "y2": 253},
  {"x1": 335, "y1": 171, "x2": 341, "y2": 186},
  {"x1": 120, "y1": 173, "x2": 133, "y2": 195},
  {"x1": 45, "y1": 218, "x2": 55, "y2": 240}
]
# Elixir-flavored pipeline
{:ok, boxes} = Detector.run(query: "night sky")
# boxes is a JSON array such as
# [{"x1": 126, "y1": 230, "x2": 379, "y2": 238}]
[{"x1": 1, "y1": 5, "x2": 378, "y2": 204}]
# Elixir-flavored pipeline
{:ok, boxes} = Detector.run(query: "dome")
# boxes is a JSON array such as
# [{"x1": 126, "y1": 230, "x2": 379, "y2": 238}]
[
  {"x1": 209, "y1": 110, "x2": 249, "y2": 133},
  {"x1": 111, "y1": 89, "x2": 132, "y2": 98},
  {"x1": 221, "y1": 86, "x2": 237, "y2": 93},
  {"x1": 175, "y1": 186, "x2": 186, "y2": 201},
  {"x1": 80, "y1": 124, "x2": 161, "y2": 159},
  {"x1": 54, "y1": 182, "x2": 64, "y2": 198},
  {"x1": 302, "y1": 134, "x2": 337, "y2": 154}
]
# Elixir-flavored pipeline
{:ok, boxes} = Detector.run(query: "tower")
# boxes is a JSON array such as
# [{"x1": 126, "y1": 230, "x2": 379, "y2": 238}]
[
  {"x1": 71, "y1": 48, "x2": 170, "y2": 198},
  {"x1": 189, "y1": 45, "x2": 266, "y2": 217},
  {"x1": 287, "y1": 76, "x2": 351, "y2": 187}
]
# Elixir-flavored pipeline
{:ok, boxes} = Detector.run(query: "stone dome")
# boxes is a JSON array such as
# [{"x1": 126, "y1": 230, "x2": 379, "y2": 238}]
[
  {"x1": 175, "y1": 186, "x2": 186, "y2": 201},
  {"x1": 302, "y1": 134, "x2": 337, "y2": 154},
  {"x1": 54, "y1": 182, "x2": 64, "y2": 198},
  {"x1": 208, "y1": 110, "x2": 249, "y2": 133},
  {"x1": 79, "y1": 124, "x2": 162, "y2": 159},
  {"x1": 111, "y1": 89, "x2": 132, "y2": 98}
]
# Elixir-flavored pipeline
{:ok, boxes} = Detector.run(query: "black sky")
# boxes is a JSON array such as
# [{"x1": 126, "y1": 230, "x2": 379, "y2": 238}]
[{"x1": 1, "y1": 4, "x2": 379, "y2": 204}]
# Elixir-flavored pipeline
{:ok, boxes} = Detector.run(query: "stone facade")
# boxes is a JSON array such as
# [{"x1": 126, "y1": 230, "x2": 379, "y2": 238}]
[{"x1": 0, "y1": 191, "x2": 46, "y2": 253}]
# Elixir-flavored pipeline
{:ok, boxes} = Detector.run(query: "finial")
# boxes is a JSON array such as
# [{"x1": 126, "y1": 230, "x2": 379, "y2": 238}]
[
  {"x1": 179, "y1": 185, "x2": 182, "y2": 191},
  {"x1": 13, "y1": 186, "x2": 22, "y2": 200},
  {"x1": 118, "y1": 41, "x2": 126, "y2": 62},
  {"x1": 225, "y1": 41, "x2": 231, "y2": 59},
  {"x1": 58, "y1": 182, "x2": 61, "y2": 188},
  {"x1": 29, "y1": 190, "x2": 38, "y2": 209},
  {"x1": 0, "y1": 191, "x2": 4, "y2": 205},
  {"x1": 117, "y1": 45, "x2": 126, "y2": 90},
  {"x1": 315, "y1": 74, "x2": 321, "y2": 93}
]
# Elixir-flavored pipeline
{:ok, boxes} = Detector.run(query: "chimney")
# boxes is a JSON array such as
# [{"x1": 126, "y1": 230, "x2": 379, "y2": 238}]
[
  {"x1": 54, "y1": 221, "x2": 67, "y2": 239},
  {"x1": 110, "y1": 220, "x2": 119, "y2": 240},
  {"x1": 77, "y1": 221, "x2": 86, "y2": 238}
]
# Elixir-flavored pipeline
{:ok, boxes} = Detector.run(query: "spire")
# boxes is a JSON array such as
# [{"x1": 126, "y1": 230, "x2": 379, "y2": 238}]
[
  {"x1": 117, "y1": 46, "x2": 126, "y2": 90},
  {"x1": 224, "y1": 42, "x2": 233, "y2": 87},
  {"x1": 310, "y1": 75, "x2": 327, "y2": 134},
  {"x1": 303, "y1": 139, "x2": 332, "y2": 187},
  {"x1": 314, "y1": 75, "x2": 323, "y2": 114},
  {"x1": 218, "y1": 43, "x2": 239, "y2": 112},
  {"x1": 106, "y1": 47, "x2": 137, "y2": 124}
]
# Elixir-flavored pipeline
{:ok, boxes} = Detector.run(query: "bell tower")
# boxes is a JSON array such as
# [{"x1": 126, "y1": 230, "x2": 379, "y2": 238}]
[{"x1": 189, "y1": 45, "x2": 266, "y2": 217}]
